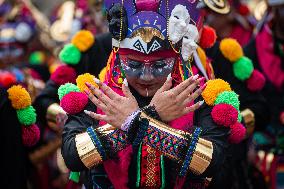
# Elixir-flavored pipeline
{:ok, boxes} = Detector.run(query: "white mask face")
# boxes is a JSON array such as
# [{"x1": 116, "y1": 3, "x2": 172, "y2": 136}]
[
  {"x1": 169, "y1": 5, "x2": 190, "y2": 44},
  {"x1": 181, "y1": 24, "x2": 199, "y2": 61}
]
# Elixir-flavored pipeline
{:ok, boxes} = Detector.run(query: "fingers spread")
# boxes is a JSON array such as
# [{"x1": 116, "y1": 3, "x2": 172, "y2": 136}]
[
  {"x1": 96, "y1": 79, "x2": 119, "y2": 100},
  {"x1": 122, "y1": 79, "x2": 134, "y2": 99},
  {"x1": 84, "y1": 90, "x2": 108, "y2": 111},
  {"x1": 170, "y1": 74, "x2": 197, "y2": 95},
  {"x1": 158, "y1": 73, "x2": 173, "y2": 93},
  {"x1": 183, "y1": 83, "x2": 206, "y2": 105},
  {"x1": 86, "y1": 83, "x2": 112, "y2": 106}
]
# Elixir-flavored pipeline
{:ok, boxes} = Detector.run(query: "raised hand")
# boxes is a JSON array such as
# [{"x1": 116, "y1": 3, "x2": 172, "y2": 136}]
[
  {"x1": 84, "y1": 79, "x2": 139, "y2": 129},
  {"x1": 150, "y1": 74, "x2": 205, "y2": 122}
]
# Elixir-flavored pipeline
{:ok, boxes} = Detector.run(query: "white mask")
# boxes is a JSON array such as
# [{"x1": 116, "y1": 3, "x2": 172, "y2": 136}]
[
  {"x1": 181, "y1": 24, "x2": 199, "y2": 61},
  {"x1": 168, "y1": 5, "x2": 190, "y2": 44}
]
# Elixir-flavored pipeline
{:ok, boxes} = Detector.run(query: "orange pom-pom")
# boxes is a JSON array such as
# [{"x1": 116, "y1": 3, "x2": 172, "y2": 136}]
[
  {"x1": 220, "y1": 38, "x2": 244, "y2": 62},
  {"x1": 7, "y1": 85, "x2": 31, "y2": 110},
  {"x1": 76, "y1": 73, "x2": 98, "y2": 92},
  {"x1": 199, "y1": 26, "x2": 217, "y2": 49},
  {"x1": 197, "y1": 47, "x2": 207, "y2": 70},
  {"x1": 202, "y1": 79, "x2": 232, "y2": 106},
  {"x1": 71, "y1": 30, "x2": 95, "y2": 52}
]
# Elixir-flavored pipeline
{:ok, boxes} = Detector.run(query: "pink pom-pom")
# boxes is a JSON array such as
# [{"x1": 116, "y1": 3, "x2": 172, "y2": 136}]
[
  {"x1": 211, "y1": 104, "x2": 238, "y2": 127},
  {"x1": 50, "y1": 65, "x2": 77, "y2": 86},
  {"x1": 228, "y1": 122, "x2": 246, "y2": 144},
  {"x1": 246, "y1": 70, "x2": 266, "y2": 92},
  {"x1": 22, "y1": 124, "x2": 40, "y2": 147},
  {"x1": 60, "y1": 92, "x2": 88, "y2": 114}
]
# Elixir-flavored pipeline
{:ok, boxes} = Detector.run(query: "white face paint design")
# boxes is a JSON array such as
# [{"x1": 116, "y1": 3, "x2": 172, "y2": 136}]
[
  {"x1": 168, "y1": 5, "x2": 190, "y2": 44},
  {"x1": 181, "y1": 24, "x2": 199, "y2": 61}
]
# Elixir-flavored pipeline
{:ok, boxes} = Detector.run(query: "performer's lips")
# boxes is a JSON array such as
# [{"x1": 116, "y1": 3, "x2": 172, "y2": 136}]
[{"x1": 137, "y1": 83, "x2": 153, "y2": 89}]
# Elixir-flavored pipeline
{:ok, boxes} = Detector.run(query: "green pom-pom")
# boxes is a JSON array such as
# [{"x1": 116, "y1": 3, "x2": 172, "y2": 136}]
[
  {"x1": 215, "y1": 91, "x2": 240, "y2": 110},
  {"x1": 58, "y1": 83, "x2": 80, "y2": 100},
  {"x1": 233, "y1": 56, "x2": 254, "y2": 81},
  {"x1": 29, "y1": 51, "x2": 45, "y2": 65},
  {"x1": 59, "y1": 44, "x2": 81, "y2": 65},
  {"x1": 17, "y1": 106, "x2": 37, "y2": 126},
  {"x1": 238, "y1": 111, "x2": 242, "y2": 122}
]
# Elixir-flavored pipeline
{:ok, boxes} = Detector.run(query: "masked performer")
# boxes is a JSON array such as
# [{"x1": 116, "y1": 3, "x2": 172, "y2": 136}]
[{"x1": 58, "y1": 0, "x2": 247, "y2": 188}]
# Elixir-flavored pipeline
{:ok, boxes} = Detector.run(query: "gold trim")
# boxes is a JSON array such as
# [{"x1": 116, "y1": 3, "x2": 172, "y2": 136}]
[
  {"x1": 130, "y1": 27, "x2": 165, "y2": 43},
  {"x1": 190, "y1": 138, "x2": 213, "y2": 175},
  {"x1": 203, "y1": 0, "x2": 230, "y2": 14},
  {"x1": 75, "y1": 132, "x2": 103, "y2": 169}
]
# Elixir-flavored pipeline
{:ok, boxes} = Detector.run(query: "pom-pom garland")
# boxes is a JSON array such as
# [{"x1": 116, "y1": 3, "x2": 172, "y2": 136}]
[
  {"x1": 246, "y1": 70, "x2": 266, "y2": 92},
  {"x1": 7, "y1": 85, "x2": 39, "y2": 147},
  {"x1": 201, "y1": 79, "x2": 231, "y2": 106},
  {"x1": 219, "y1": 38, "x2": 265, "y2": 91},
  {"x1": 76, "y1": 73, "x2": 98, "y2": 92},
  {"x1": 59, "y1": 30, "x2": 95, "y2": 65},
  {"x1": 211, "y1": 104, "x2": 238, "y2": 127},
  {"x1": 233, "y1": 57, "x2": 254, "y2": 81},
  {"x1": 59, "y1": 44, "x2": 81, "y2": 65},
  {"x1": 7, "y1": 85, "x2": 31, "y2": 110},
  {"x1": 71, "y1": 30, "x2": 95, "y2": 52},
  {"x1": 203, "y1": 79, "x2": 245, "y2": 143},
  {"x1": 58, "y1": 83, "x2": 80, "y2": 100},
  {"x1": 228, "y1": 122, "x2": 246, "y2": 144},
  {"x1": 17, "y1": 106, "x2": 37, "y2": 126},
  {"x1": 22, "y1": 124, "x2": 40, "y2": 147},
  {"x1": 50, "y1": 65, "x2": 77, "y2": 86},
  {"x1": 60, "y1": 92, "x2": 89, "y2": 114},
  {"x1": 199, "y1": 26, "x2": 217, "y2": 49}
]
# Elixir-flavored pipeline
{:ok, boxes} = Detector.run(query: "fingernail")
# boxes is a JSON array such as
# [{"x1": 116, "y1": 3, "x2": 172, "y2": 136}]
[
  {"x1": 200, "y1": 84, "x2": 207, "y2": 90},
  {"x1": 84, "y1": 110, "x2": 90, "y2": 115},
  {"x1": 199, "y1": 100, "x2": 204, "y2": 106},
  {"x1": 94, "y1": 78, "x2": 101, "y2": 84},
  {"x1": 193, "y1": 74, "x2": 199, "y2": 80},
  {"x1": 167, "y1": 73, "x2": 172, "y2": 81},
  {"x1": 123, "y1": 78, "x2": 128, "y2": 87},
  {"x1": 85, "y1": 82, "x2": 91, "y2": 87},
  {"x1": 84, "y1": 89, "x2": 90, "y2": 95}
]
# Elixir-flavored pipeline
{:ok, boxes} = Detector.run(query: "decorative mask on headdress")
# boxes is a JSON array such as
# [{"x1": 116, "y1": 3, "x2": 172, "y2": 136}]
[{"x1": 105, "y1": 0, "x2": 203, "y2": 55}]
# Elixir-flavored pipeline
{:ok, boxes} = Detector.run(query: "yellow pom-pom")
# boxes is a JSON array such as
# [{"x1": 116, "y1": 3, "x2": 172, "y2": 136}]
[
  {"x1": 197, "y1": 47, "x2": 207, "y2": 69},
  {"x1": 71, "y1": 30, "x2": 95, "y2": 52},
  {"x1": 220, "y1": 38, "x2": 243, "y2": 62},
  {"x1": 99, "y1": 67, "x2": 107, "y2": 82},
  {"x1": 202, "y1": 79, "x2": 232, "y2": 106},
  {"x1": 76, "y1": 73, "x2": 98, "y2": 92},
  {"x1": 118, "y1": 78, "x2": 123, "y2": 84},
  {"x1": 7, "y1": 85, "x2": 31, "y2": 110}
]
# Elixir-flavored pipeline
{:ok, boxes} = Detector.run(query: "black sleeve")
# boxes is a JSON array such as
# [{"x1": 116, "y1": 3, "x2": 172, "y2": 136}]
[
  {"x1": 194, "y1": 103, "x2": 230, "y2": 177},
  {"x1": 33, "y1": 80, "x2": 59, "y2": 127},
  {"x1": 61, "y1": 101, "x2": 98, "y2": 171},
  {"x1": 1, "y1": 88, "x2": 29, "y2": 189}
]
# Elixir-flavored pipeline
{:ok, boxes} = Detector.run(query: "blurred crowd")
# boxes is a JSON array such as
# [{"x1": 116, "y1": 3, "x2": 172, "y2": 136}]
[{"x1": 1, "y1": 0, "x2": 284, "y2": 188}]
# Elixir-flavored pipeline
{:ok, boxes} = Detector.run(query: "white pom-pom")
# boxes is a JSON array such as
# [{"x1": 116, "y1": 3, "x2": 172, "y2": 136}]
[{"x1": 15, "y1": 22, "x2": 32, "y2": 42}]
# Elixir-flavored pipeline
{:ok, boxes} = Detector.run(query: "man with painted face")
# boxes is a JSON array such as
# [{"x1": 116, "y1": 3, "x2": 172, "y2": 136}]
[{"x1": 59, "y1": 0, "x2": 245, "y2": 188}]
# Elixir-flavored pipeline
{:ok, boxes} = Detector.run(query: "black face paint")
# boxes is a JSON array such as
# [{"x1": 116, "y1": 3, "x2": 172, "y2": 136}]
[{"x1": 120, "y1": 57, "x2": 175, "y2": 80}]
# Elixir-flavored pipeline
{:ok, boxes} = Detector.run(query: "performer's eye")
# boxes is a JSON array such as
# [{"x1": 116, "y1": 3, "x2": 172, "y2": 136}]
[
  {"x1": 153, "y1": 61, "x2": 166, "y2": 69},
  {"x1": 128, "y1": 60, "x2": 142, "y2": 69}
]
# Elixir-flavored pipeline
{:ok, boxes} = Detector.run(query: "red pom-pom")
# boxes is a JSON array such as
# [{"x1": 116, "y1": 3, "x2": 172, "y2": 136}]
[
  {"x1": 199, "y1": 26, "x2": 217, "y2": 49},
  {"x1": 60, "y1": 92, "x2": 88, "y2": 114},
  {"x1": 211, "y1": 104, "x2": 238, "y2": 127},
  {"x1": 238, "y1": 4, "x2": 250, "y2": 16},
  {"x1": 246, "y1": 70, "x2": 266, "y2": 92},
  {"x1": 0, "y1": 72, "x2": 17, "y2": 88},
  {"x1": 229, "y1": 122, "x2": 246, "y2": 144},
  {"x1": 22, "y1": 124, "x2": 40, "y2": 147},
  {"x1": 50, "y1": 65, "x2": 77, "y2": 86}
]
